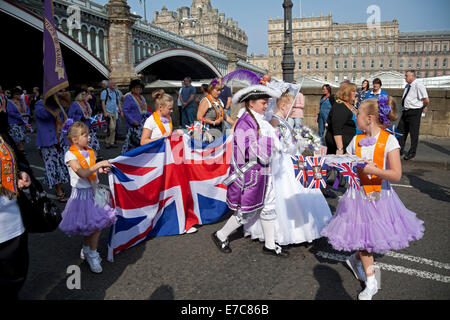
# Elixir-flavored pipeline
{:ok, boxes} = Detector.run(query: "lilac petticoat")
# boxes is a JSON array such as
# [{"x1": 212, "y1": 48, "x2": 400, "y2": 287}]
[
  {"x1": 321, "y1": 185, "x2": 424, "y2": 254},
  {"x1": 59, "y1": 187, "x2": 117, "y2": 236}
]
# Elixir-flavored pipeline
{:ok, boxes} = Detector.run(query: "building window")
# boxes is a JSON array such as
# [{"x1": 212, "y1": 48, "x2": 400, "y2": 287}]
[
  {"x1": 400, "y1": 60, "x2": 404, "y2": 68},
  {"x1": 417, "y1": 59, "x2": 421, "y2": 68},
  {"x1": 324, "y1": 47, "x2": 328, "y2": 55},
  {"x1": 417, "y1": 44, "x2": 422, "y2": 52},
  {"x1": 307, "y1": 33, "x2": 311, "y2": 39},
  {"x1": 370, "y1": 60, "x2": 374, "y2": 68},
  {"x1": 307, "y1": 48, "x2": 311, "y2": 56},
  {"x1": 298, "y1": 48, "x2": 302, "y2": 55},
  {"x1": 362, "y1": 31, "x2": 367, "y2": 37},
  {"x1": 362, "y1": 60, "x2": 366, "y2": 68},
  {"x1": 379, "y1": 45, "x2": 384, "y2": 53},
  {"x1": 298, "y1": 34, "x2": 302, "y2": 40},
  {"x1": 444, "y1": 59, "x2": 448, "y2": 68},
  {"x1": 371, "y1": 31, "x2": 375, "y2": 38},
  {"x1": 272, "y1": 35, "x2": 276, "y2": 41},
  {"x1": 324, "y1": 75, "x2": 328, "y2": 81},
  {"x1": 408, "y1": 59, "x2": 413, "y2": 68},
  {"x1": 380, "y1": 59, "x2": 384, "y2": 68},
  {"x1": 344, "y1": 32, "x2": 348, "y2": 38},
  {"x1": 298, "y1": 62, "x2": 302, "y2": 70},
  {"x1": 334, "y1": 47, "x2": 340, "y2": 55},
  {"x1": 343, "y1": 47, "x2": 348, "y2": 55},
  {"x1": 434, "y1": 59, "x2": 439, "y2": 67},
  {"x1": 335, "y1": 75, "x2": 339, "y2": 82},
  {"x1": 426, "y1": 45, "x2": 431, "y2": 53},
  {"x1": 353, "y1": 61, "x2": 356, "y2": 69},
  {"x1": 370, "y1": 46, "x2": 375, "y2": 54},
  {"x1": 307, "y1": 61, "x2": 311, "y2": 69},
  {"x1": 425, "y1": 59, "x2": 430, "y2": 68},
  {"x1": 380, "y1": 30, "x2": 385, "y2": 37},
  {"x1": 316, "y1": 48, "x2": 319, "y2": 55},
  {"x1": 324, "y1": 61, "x2": 328, "y2": 69},
  {"x1": 400, "y1": 45, "x2": 404, "y2": 53},
  {"x1": 352, "y1": 47, "x2": 357, "y2": 55},
  {"x1": 344, "y1": 60, "x2": 348, "y2": 69},
  {"x1": 315, "y1": 32, "x2": 320, "y2": 39},
  {"x1": 361, "y1": 47, "x2": 366, "y2": 54},
  {"x1": 272, "y1": 49, "x2": 276, "y2": 56},
  {"x1": 434, "y1": 45, "x2": 439, "y2": 52},
  {"x1": 335, "y1": 33, "x2": 339, "y2": 40},
  {"x1": 273, "y1": 63, "x2": 277, "y2": 70},
  {"x1": 444, "y1": 44, "x2": 448, "y2": 53},
  {"x1": 389, "y1": 60, "x2": 393, "y2": 68},
  {"x1": 388, "y1": 45, "x2": 393, "y2": 53},
  {"x1": 324, "y1": 32, "x2": 328, "y2": 40},
  {"x1": 316, "y1": 61, "x2": 319, "y2": 69},
  {"x1": 335, "y1": 61, "x2": 339, "y2": 69},
  {"x1": 353, "y1": 32, "x2": 357, "y2": 40},
  {"x1": 389, "y1": 29, "x2": 394, "y2": 37}
]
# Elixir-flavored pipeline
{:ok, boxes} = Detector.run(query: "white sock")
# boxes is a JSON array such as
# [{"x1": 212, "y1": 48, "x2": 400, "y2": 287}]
[
  {"x1": 366, "y1": 275, "x2": 377, "y2": 288},
  {"x1": 83, "y1": 245, "x2": 90, "y2": 253},
  {"x1": 217, "y1": 215, "x2": 242, "y2": 242},
  {"x1": 261, "y1": 219, "x2": 276, "y2": 250}
]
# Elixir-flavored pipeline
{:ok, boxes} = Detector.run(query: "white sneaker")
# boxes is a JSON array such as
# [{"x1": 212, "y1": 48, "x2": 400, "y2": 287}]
[
  {"x1": 345, "y1": 254, "x2": 366, "y2": 282},
  {"x1": 81, "y1": 248, "x2": 102, "y2": 262},
  {"x1": 85, "y1": 251, "x2": 103, "y2": 274},
  {"x1": 358, "y1": 281, "x2": 378, "y2": 300},
  {"x1": 186, "y1": 226, "x2": 198, "y2": 234}
]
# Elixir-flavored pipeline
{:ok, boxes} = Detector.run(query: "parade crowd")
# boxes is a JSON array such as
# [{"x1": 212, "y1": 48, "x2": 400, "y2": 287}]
[{"x1": 0, "y1": 69, "x2": 429, "y2": 300}]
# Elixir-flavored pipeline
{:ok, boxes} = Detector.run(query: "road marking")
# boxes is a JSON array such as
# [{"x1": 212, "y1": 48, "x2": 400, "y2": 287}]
[
  {"x1": 316, "y1": 251, "x2": 450, "y2": 284},
  {"x1": 384, "y1": 251, "x2": 450, "y2": 270},
  {"x1": 391, "y1": 184, "x2": 414, "y2": 188}
]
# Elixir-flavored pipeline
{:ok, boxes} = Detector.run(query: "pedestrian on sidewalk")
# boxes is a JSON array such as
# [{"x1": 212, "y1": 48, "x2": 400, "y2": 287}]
[
  {"x1": 321, "y1": 97, "x2": 424, "y2": 300},
  {"x1": 100, "y1": 80, "x2": 122, "y2": 149},
  {"x1": 179, "y1": 77, "x2": 195, "y2": 128},
  {"x1": 59, "y1": 122, "x2": 117, "y2": 274},
  {"x1": 397, "y1": 70, "x2": 430, "y2": 161}
]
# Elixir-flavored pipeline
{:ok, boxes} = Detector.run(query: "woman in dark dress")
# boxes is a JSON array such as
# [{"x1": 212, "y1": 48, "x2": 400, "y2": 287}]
[{"x1": 325, "y1": 82, "x2": 358, "y2": 155}]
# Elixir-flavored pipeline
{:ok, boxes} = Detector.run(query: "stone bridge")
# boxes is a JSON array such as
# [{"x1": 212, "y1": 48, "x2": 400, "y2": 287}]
[{"x1": 1, "y1": 0, "x2": 265, "y2": 85}]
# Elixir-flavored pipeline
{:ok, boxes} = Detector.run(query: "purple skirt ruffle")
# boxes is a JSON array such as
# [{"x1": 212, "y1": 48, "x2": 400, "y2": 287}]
[
  {"x1": 321, "y1": 187, "x2": 424, "y2": 254},
  {"x1": 59, "y1": 187, "x2": 117, "y2": 236}
]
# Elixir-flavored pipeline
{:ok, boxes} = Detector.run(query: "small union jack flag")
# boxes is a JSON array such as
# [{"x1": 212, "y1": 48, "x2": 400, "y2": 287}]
[
  {"x1": 331, "y1": 162, "x2": 361, "y2": 190},
  {"x1": 90, "y1": 114, "x2": 107, "y2": 131},
  {"x1": 386, "y1": 125, "x2": 403, "y2": 139},
  {"x1": 291, "y1": 155, "x2": 307, "y2": 187},
  {"x1": 186, "y1": 121, "x2": 208, "y2": 133},
  {"x1": 305, "y1": 156, "x2": 327, "y2": 189}
]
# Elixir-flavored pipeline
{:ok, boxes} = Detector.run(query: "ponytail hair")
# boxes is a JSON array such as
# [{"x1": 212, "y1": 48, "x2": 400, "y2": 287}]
[
  {"x1": 152, "y1": 89, "x2": 173, "y2": 109},
  {"x1": 360, "y1": 97, "x2": 398, "y2": 128},
  {"x1": 244, "y1": 101, "x2": 261, "y2": 137}
]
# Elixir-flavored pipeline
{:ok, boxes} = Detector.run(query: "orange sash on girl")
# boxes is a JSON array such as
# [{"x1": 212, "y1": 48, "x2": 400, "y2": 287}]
[
  {"x1": 0, "y1": 136, "x2": 18, "y2": 197},
  {"x1": 355, "y1": 129, "x2": 390, "y2": 195},
  {"x1": 206, "y1": 94, "x2": 224, "y2": 120},
  {"x1": 69, "y1": 144, "x2": 97, "y2": 182},
  {"x1": 152, "y1": 111, "x2": 172, "y2": 136}
]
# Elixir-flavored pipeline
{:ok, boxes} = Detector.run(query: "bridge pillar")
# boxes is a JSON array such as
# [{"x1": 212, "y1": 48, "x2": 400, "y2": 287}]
[
  {"x1": 106, "y1": 0, "x2": 138, "y2": 86},
  {"x1": 227, "y1": 53, "x2": 239, "y2": 75}
]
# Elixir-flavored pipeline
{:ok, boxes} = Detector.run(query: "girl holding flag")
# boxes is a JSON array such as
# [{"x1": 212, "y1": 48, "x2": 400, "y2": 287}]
[
  {"x1": 321, "y1": 96, "x2": 424, "y2": 300},
  {"x1": 121, "y1": 79, "x2": 152, "y2": 154},
  {"x1": 59, "y1": 122, "x2": 117, "y2": 274}
]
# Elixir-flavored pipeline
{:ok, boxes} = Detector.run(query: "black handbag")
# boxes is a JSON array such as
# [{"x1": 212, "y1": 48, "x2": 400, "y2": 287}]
[
  {"x1": 129, "y1": 130, "x2": 141, "y2": 147},
  {"x1": 18, "y1": 184, "x2": 62, "y2": 233}
]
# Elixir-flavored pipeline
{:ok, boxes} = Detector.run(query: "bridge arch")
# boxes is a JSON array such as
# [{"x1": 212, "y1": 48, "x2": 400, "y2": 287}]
[
  {"x1": 0, "y1": 0, "x2": 109, "y2": 78},
  {"x1": 135, "y1": 48, "x2": 222, "y2": 80}
]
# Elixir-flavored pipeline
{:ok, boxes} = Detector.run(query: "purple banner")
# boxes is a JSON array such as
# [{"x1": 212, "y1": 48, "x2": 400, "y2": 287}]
[{"x1": 43, "y1": 0, "x2": 68, "y2": 107}]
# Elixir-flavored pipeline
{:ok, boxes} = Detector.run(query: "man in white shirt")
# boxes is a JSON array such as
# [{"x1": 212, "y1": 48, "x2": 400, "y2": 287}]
[{"x1": 397, "y1": 70, "x2": 429, "y2": 161}]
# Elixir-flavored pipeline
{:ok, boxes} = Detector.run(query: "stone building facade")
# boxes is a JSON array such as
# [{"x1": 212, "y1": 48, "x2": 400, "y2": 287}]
[
  {"x1": 266, "y1": 14, "x2": 450, "y2": 82},
  {"x1": 152, "y1": 0, "x2": 248, "y2": 60}
]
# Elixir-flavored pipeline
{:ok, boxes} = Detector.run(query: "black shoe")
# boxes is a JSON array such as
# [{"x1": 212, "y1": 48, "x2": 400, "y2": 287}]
[
  {"x1": 211, "y1": 232, "x2": 232, "y2": 253},
  {"x1": 262, "y1": 245, "x2": 290, "y2": 258},
  {"x1": 404, "y1": 153, "x2": 415, "y2": 161}
]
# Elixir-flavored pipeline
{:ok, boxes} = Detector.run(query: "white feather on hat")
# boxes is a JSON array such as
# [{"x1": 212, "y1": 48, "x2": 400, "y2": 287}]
[{"x1": 232, "y1": 84, "x2": 282, "y2": 104}]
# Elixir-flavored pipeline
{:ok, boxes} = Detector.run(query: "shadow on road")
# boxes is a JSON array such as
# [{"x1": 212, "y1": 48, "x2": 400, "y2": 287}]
[
  {"x1": 148, "y1": 285, "x2": 174, "y2": 300},
  {"x1": 313, "y1": 265, "x2": 353, "y2": 300},
  {"x1": 405, "y1": 169, "x2": 450, "y2": 203},
  {"x1": 421, "y1": 141, "x2": 450, "y2": 156}
]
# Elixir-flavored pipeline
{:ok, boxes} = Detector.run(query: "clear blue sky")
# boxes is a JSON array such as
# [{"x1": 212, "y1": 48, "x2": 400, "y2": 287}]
[{"x1": 95, "y1": 0, "x2": 450, "y2": 55}]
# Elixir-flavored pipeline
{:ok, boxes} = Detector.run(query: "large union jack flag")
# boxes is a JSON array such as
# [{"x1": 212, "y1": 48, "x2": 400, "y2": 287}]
[
  {"x1": 305, "y1": 156, "x2": 327, "y2": 189},
  {"x1": 107, "y1": 135, "x2": 232, "y2": 261},
  {"x1": 330, "y1": 162, "x2": 361, "y2": 190}
]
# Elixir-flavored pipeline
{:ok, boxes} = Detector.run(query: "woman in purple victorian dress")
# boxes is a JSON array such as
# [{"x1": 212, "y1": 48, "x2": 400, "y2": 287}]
[
  {"x1": 121, "y1": 79, "x2": 152, "y2": 154},
  {"x1": 211, "y1": 84, "x2": 291, "y2": 257}
]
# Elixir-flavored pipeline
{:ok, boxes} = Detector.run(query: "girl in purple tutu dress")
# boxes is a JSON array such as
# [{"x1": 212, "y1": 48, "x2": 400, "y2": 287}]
[
  {"x1": 321, "y1": 96, "x2": 424, "y2": 300},
  {"x1": 59, "y1": 122, "x2": 117, "y2": 273}
]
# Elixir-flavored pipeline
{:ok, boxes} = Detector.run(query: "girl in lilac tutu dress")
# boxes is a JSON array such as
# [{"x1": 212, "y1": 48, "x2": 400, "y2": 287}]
[
  {"x1": 321, "y1": 96, "x2": 424, "y2": 300},
  {"x1": 59, "y1": 122, "x2": 117, "y2": 273}
]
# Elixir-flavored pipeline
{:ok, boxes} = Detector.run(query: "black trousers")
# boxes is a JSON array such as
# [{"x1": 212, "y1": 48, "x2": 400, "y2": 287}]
[
  {"x1": 397, "y1": 108, "x2": 423, "y2": 156},
  {"x1": 0, "y1": 232, "x2": 29, "y2": 299}
]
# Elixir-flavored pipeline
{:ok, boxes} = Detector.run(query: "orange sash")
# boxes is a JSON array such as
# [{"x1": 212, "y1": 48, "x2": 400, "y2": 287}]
[
  {"x1": 69, "y1": 144, "x2": 97, "y2": 182},
  {"x1": 132, "y1": 93, "x2": 147, "y2": 113},
  {"x1": 0, "y1": 136, "x2": 18, "y2": 196},
  {"x1": 206, "y1": 94, "x2": 224, "y2": 121},
  {"x1": 355, "y1": 129, "x2": 390, "y2": 195},
  {"x1": 153, "y1": 111, "x2": 172, "y2": 136}
]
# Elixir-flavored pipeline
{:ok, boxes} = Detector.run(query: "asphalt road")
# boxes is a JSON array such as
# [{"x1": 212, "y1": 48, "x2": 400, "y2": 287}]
[{"x1": 17, "y1": 133, "x2": 450, "y2": 301}]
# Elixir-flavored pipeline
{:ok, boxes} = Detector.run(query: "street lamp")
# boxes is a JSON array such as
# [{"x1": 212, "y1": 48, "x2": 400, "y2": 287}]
[
  {"x1": 282, "y1": 0, "x2": 295, "y2": 82},
  {"x1": 139, "y1": 0, "x2": 147, "y2": 22}
]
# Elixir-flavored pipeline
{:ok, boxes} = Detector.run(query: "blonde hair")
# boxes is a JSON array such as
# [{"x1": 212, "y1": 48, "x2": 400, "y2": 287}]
[
  {"x1": 276, "y1": 91, "x2": 294, "y2": 111},
  {"x1": 336, "y1": 82, "x2": 357, "y2": 103},
  {"x1": 359, "y1": 98, "x2": 398, "y2": 127},
  {"x1": 67, "y1": 121, "x2": 89, "y2": 144},
  {"x1": 152, "y1": 89, "x2": 173, "y2": 109}
]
